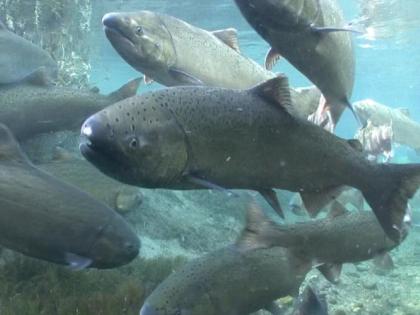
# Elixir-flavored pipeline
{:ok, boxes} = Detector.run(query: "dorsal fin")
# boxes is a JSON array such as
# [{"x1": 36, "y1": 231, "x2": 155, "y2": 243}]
[
  {"x1": 251, "y1": 75, "x2": 294, "y2": 115},
  {"x1": 328, "y1": 201, "x2": 349, "y2": 218},
  {"x1": 212, "y1": 28, "x2": 240, "y2": 53},
  {"x1": 396, "y1": 107, "x2": 410, "y2": 117},
  {"x1": 0, "y1": 124, "x2": 32, "y2": 165}
]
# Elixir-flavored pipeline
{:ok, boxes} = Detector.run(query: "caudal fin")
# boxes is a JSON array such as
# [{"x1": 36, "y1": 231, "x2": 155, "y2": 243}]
[
  {"x1": 362, "y1": 163, "x2": 420, "y2": 242},
  {"x1": 235, "y1": 203, "x2": 297, "y2": 252}
]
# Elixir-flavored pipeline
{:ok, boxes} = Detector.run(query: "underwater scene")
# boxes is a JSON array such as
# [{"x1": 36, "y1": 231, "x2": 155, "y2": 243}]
[{"x1": 0, "y1": 0, "x2": 420, "y2": 314}]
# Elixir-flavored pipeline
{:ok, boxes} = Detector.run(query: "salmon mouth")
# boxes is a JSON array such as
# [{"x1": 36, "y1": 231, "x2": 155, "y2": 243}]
[{"x1": 104, "y1": 26, "x2": 136, "y2": 48}]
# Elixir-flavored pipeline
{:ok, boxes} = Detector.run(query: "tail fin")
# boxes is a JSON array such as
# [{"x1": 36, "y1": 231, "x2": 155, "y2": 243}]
[
  {"x1": 107, "y1": 77, "x2": 141, "y2": 102},
  {"x1": 362, "y1": 163, "x2": 420, "y2": 242}
]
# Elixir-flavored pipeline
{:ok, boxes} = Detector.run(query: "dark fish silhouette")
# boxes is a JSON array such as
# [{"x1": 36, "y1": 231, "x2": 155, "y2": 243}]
[
  {"x1": 0, "y1": 124, "x2": 140, "y2": 268},
  {"x1": 0, "y1": 21, "x2": 57, "y2": 85},
  {"x1": 234, "y1": 0, "x2": 356, "y2": 131},
  {"x1": 0, "y1": 74, "x2": 140, "y2": 140}
]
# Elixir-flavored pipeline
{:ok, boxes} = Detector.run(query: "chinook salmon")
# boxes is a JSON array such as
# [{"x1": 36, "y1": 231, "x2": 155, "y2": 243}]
[
  {"x1": 234, "y1": 0, "x2": 356, "y2": 131},
  {"x1": 140, "y1": 246, "x2": 312, "y2": 315},
  {"x1": 239, "y1": 202, "x2": 401, "y2": 268},
  {"x1": 101, "y1": 10, "x2": 321, "y2": 119},
  {"x1": 0, "y1": 73, "x2": 140, "y2": 140},
  {"x1": 0, "y1": 124, "x2": 140, "y2": 268},
  {"x1": 80, "y1": 76, "x2": 420, "y2": 242},
  {"x1": 139, "y1": 200, "x2": 394, "y2": 315},
  {"x1": 0, "y1": 20, "x2": 57, "y2": 85},
  {"x1": 102, "y1": 10, "x2": 276, "y2": 88}
]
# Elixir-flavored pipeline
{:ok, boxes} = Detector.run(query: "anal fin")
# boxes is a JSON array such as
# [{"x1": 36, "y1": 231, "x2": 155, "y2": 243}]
[
  {"x1": 317, "y1": 263, "x2": 342, "y2": 284},
  {"x1": 259, "y1": 189, "x2": 285, "y2": 219},
  {"x1": 169, "y1": 68, "x2": 203, "y2": 85},
  {"x1": 373, "y1": 252, "x2": 394, "y2": 271},
  {"x1": 300, "y1": 186, "x2": 344, "y2": 217},
  {"x1": 264, "y1": 301, "x2": 283, "y2": 315},
  {"x1": 144, "y1": 75, "x2": 154, "y2": 84}
]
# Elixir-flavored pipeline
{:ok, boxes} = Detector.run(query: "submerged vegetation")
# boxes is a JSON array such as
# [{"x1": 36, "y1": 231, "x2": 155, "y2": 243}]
[{"x1": 0, "y1": 252, "x2": 186, "y2": 315}]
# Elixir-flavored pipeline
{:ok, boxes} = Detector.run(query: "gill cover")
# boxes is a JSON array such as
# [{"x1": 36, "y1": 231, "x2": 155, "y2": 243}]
[{"x1": 81, "y1": 95, "x2": 188, "y2": 188}]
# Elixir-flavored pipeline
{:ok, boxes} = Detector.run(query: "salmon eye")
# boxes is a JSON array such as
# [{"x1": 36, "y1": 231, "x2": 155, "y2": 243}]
[{"x1": 135, "y1": 26, "x2": 144, "y2": 36}]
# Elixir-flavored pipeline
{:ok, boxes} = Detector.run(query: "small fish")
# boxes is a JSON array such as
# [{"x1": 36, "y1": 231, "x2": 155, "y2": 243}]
[
  {"x1": 81, "y1": 76, "x2": 420, "y2": 242},
  {"x1": 0, "y1": 123, "x2": 140, "y2": 268},
  {"x1": 234, "y1": 0, "x2": 357, "y2": 131},
  {"x1": 0, "y1": 21, "x2": 57, "y2": 85},
  {"x1": 354, "y1": 99, "x2": 420, "y2": 155},
  {"x1": 355, "y1": 120, "x2": 393, "y2": 162},
  {"x1": 237, "y1": 202, "x2": 401, "y2": 267}
]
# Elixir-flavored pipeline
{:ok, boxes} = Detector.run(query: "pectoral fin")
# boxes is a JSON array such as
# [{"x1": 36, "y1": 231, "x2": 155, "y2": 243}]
[
  {"x1": 169, "y1": 68, "x2": 203, "y2": 85},
  {"x1": 265, "y1": 48, "x2": 282, "y2": 71},
  {"x1": 65, "y1": 253, "x2": 92, "y2": 270},
  {"x1": 186, "y1": 174, "x2": 237, "y2": 197},
  {"x1": 311, "y1": 24, "x2": 363, "y2": 34}
]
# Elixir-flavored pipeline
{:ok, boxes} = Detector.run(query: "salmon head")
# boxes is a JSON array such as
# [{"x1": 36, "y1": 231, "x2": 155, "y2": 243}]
[
  {"x1": 102, "y1": 11, "x2": 176, "y2": 77},
  {"x1": 80, "y1": 92, "x2": 188, "y2": 188}
]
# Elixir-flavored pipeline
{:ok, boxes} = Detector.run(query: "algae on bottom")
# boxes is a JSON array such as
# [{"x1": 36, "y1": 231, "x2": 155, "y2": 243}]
[{"x1": 0, "y1": 250, "x2": 186, "y2": 315}]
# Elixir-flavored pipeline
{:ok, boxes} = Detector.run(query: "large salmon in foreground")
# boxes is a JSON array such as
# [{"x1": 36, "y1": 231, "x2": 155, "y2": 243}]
[{"x1": 81, "y1": 75, "x2": 420, "y2": 242}]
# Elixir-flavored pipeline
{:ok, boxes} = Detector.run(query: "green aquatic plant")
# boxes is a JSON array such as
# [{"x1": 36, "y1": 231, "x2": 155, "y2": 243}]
[{"x1": 0, "y1": 252, "x2": 186, "y2": 315}]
